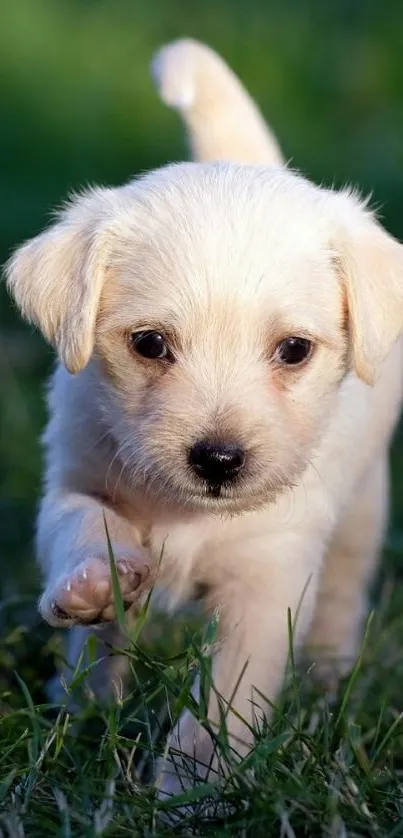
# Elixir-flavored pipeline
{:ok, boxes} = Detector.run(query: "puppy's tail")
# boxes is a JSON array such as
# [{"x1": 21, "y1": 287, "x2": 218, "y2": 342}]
[{"x1": 151, "y1": 38, "x2": 284, "y2": 167}]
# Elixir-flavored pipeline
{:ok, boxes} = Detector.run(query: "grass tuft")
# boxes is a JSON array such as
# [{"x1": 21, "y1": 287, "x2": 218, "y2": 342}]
[{"x1": 2, "y1": 575, "x2": 403, "y2": 835}]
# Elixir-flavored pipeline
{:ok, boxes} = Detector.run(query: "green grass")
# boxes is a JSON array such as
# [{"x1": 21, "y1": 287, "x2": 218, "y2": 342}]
[
  {"x1": 3, "y1": 0, "x2": 403, "y2": 834},
  {"x1": 3, "y1": 577, "x2": 403, "y2": 836}
]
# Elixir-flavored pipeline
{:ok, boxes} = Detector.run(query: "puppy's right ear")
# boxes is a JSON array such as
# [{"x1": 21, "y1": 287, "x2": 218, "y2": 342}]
[
  {"x1": 5, "y1": 187, "x2": 115, "y2": 374},
  {"x1": 151, "y1": 39, "x2": 284, "y2": 167}
]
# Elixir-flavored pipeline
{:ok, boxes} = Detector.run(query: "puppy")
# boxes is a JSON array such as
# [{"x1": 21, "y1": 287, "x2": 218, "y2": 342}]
[{"x1": 5, "y1": 39, "x2": 403, "y2": 796}]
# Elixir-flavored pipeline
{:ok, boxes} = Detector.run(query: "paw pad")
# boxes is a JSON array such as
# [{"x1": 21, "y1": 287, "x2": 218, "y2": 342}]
[{"x1": 42, "y1": 555, "x2": 151, "y2": 627}]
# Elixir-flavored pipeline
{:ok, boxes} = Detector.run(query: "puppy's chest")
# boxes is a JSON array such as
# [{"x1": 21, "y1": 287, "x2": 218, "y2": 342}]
[
  {"x1": 144, "y1": 509, "x2": 278, "y2": 596},
  {"x1": 142, "y1": 512, "x2": 243, "y2": 593},
  {"x1": 146, "y1": 515, "x2": 218, "y2": 572}
]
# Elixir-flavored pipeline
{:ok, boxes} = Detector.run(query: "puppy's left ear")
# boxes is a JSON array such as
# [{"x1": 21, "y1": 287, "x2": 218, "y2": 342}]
[
  {"x1": 5, "y1": 187, "x2": 115, "y2": 374},
  {"x1": 332, "y1": 192, "x2": 403, "y2": 385}
]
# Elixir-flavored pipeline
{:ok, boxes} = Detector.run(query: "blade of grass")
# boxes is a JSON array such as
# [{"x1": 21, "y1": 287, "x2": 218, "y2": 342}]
[
  {"x1": 103, "y1": 512, "x2": 128, "y2": 633},
  {"x1": 334, "y1": 612, "x2": 374, "y2": 730},
  {"x1": 14, "y1": 672, "x2": 41, "y2": 763},
  {"x1": 370, "y1": 711, "x2": 403, "y2": 765}
]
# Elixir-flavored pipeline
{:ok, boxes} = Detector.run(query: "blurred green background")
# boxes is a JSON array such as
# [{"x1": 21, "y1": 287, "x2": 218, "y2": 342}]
[{"x1": 2, "y1": 0, "x2": 403, "y2": 601}]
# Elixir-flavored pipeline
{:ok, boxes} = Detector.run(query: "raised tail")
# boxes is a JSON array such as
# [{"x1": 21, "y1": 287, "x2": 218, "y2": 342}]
[{"x1": 151, "y1": 38, "x2": 284, "y2": 166}]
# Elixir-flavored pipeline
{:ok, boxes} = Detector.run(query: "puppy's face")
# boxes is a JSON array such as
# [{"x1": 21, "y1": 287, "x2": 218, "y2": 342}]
[
  {"x1": 95, "y1": 168, "x2": 348, "y2": 512},
  {"x1": 7, "y1": 164, "x2": 403, "y2": 513}
]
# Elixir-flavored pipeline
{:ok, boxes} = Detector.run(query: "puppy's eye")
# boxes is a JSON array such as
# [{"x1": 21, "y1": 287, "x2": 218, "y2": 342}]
[
  {"x1": 275, "y1": 337, "x2": 312, "y2": 366},
  {"x1": 130, "y1": 330, "x2": 173, "y2": 361}
]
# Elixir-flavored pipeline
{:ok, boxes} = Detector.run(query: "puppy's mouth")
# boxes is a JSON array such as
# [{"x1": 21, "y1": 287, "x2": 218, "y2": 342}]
[
  {"x1": 187, "y1": 485, "x2": 250, "y2": 512},
  {"x1": 204, "y1": 480, "x2": 249, "y2": 503},
  {"x1": 184, "y1": 480, "x2": 276, "y2": 514},
  {"x1": 138, "y1": 464, "x2": 288, "y2": 515},
  {"x1": 181, "y1": 471, "x2": 277, "y2": 513},
  {"x1": 148, "y1": 466, "x2": 260, "y2": 512},
  {"x1": 206, "y1": 482, "x2": 224, "y2": 499}
]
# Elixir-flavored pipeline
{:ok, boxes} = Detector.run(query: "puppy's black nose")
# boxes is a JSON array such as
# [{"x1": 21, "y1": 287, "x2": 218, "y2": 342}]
[{"x1": 189, "y1": 441, "x2": 245, "y2": 485}]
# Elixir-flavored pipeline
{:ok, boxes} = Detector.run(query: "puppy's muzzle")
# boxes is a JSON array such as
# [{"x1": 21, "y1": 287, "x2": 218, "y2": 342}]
[{"x1": 188, "y1": 440, "x2": 245, "y2": 487}]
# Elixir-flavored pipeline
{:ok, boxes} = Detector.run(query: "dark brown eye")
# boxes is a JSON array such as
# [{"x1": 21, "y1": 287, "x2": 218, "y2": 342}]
[
  {"x1": 276, "y1": 337, "x2": 312, "y2": 366},
  {"x1": 130, "y1": 330, "x2": 173, "y2": 361}
]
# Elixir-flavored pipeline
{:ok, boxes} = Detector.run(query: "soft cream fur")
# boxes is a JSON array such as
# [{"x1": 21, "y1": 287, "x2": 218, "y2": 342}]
[
  {"x1": 5, "y1": 39, "x2": 403, "y2": 797},
  {"x1": 151, "y1": 38, "x2": 284, "y2": 166}
]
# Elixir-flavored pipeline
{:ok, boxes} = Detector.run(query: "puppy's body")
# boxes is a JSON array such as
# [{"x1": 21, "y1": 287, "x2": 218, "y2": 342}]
[{"x1": 6, "y1": 41, "x2": 403, "y2": 795}]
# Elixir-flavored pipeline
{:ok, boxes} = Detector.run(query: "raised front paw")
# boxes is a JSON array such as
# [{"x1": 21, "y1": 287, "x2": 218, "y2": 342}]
[{"x1": 40, "y1": 553, "x2": 152, "y2": 627}]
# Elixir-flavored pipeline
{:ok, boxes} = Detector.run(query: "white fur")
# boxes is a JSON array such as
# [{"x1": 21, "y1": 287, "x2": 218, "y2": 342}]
[{"x1": 5, "y1": 40, "x2": 403, "y2": 797}]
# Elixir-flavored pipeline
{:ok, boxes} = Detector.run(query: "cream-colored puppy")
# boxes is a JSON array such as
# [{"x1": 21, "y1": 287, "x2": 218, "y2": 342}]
[{"x1": 5, "y1": 39, "x2": 403, "y2": 796}]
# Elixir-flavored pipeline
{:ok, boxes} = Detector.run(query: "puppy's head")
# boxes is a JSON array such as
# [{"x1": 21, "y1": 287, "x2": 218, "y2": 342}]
[{"x1": 6, "y1": 164, "x2": 403, "y2": 512}]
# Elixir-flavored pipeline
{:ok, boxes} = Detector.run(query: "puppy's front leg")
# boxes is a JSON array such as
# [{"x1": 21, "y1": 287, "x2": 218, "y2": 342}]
[
  {"x1": 158, "y1": 543, "x2": 319, "y2": 797},
  {"x1": 37, "y1": 489, "x2": 153, "y2": 628}
]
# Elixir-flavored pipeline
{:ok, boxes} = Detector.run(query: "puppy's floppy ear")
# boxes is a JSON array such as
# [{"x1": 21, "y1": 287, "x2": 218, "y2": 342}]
[
  {"x1": 331, "y1": 191, "x2": 403, "y2": 385},
  {"x1": 5, "y1": 187, "x2": 115, "y2": 374}
]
